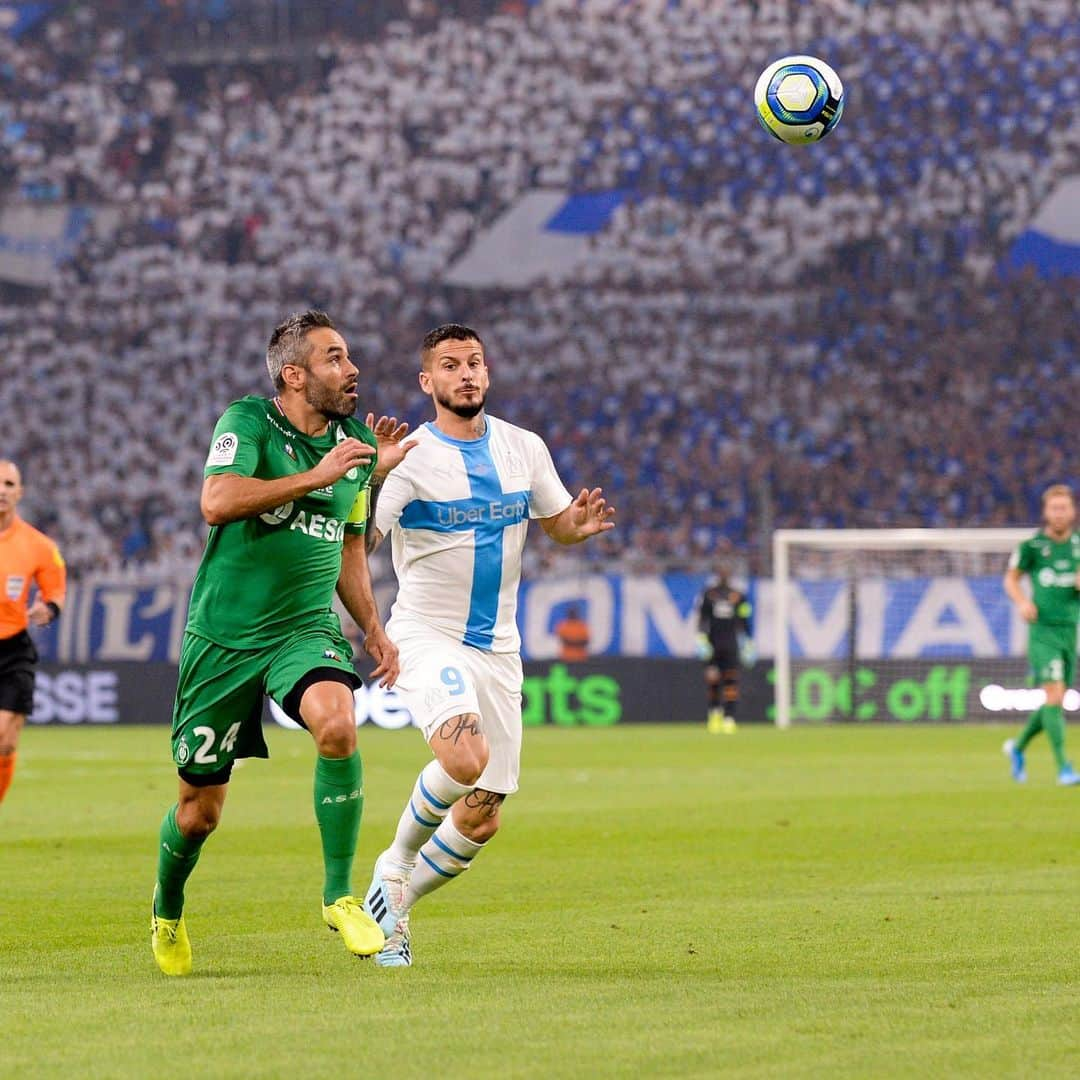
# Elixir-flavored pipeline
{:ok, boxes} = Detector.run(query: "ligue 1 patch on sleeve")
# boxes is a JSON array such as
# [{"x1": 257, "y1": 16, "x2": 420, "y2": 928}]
[{"x1": 206, "y1": 432, "x2": 239, "y2": 466}]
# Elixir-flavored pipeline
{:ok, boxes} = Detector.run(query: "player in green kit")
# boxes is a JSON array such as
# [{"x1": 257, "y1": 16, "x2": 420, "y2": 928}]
[
  {"x1": 1003, "y1": 484, "x2": 1080, "y2": 787},
  {"x1": 151, "y1": 310, "x2": 417, "y2": 975}
]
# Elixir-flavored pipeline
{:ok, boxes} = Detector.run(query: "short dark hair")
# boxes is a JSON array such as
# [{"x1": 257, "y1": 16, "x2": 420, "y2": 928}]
[
  {"x1": 421, "y1": 323, "x2": 484, "y2": 368},
  {"x1": 266, "y1": 310, "x2": 336, "y2": 390}
]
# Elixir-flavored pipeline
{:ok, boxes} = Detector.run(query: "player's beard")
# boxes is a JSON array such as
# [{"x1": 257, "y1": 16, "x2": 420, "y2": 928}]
[
  {"x1": 436, "y1": 386, "x2": 486, "y2": 419},
  {"x1": 305, "y1": 374, "x2": 356, "y2": 421}
]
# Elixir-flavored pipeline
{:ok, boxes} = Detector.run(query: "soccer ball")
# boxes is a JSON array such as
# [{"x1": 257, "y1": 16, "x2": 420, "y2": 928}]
[{"x1": 754, "y1": 55, "x2": 844, "y2": 144}]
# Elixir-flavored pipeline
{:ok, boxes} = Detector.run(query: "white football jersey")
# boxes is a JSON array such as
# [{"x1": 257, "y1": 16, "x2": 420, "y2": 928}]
[{"x1": 376, "y1": 415, "x2": 573, "y2": 653}]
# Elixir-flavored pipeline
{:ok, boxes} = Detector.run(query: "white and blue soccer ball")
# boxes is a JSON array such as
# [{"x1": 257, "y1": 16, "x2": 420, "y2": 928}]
[{"x1": 754, "y1": 55, "x2": 844, "y2": 144}]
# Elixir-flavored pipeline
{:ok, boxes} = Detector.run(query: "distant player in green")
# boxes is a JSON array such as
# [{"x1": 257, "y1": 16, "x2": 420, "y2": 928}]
[
  {"x1": 1003, "y1": 484, "x2": 1080, "y2": 787},
  {"x1": 150, "y1": 310, "x2": 417, "y2": 975}
]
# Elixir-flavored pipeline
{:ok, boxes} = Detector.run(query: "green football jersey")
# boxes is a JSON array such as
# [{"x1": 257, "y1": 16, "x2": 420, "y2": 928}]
[
  {"x1": 185, "y1": 396, "x2": 377, "y2": 648},
  {"x1": 1009, "y1": 530, "x2": 1080, "y2": 628}
]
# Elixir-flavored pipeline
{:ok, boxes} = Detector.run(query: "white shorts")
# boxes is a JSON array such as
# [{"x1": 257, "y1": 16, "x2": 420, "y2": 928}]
[{"x1": 388, "y1": 618, "x2": 524, "y2": 795}]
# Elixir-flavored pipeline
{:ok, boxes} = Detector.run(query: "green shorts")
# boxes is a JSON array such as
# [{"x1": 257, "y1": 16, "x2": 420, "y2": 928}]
[
  {"x1": 1027, "y1": 622, "x2": 1077, "y2": 688},
  {"x1": 171, "y1": 618, "x2": 360, "y2": 784}
]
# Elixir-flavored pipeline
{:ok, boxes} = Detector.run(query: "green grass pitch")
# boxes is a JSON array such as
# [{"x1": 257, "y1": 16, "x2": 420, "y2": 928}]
[{"x1": 3, "y1": 724, "x2": 1078, "y2": 1079}]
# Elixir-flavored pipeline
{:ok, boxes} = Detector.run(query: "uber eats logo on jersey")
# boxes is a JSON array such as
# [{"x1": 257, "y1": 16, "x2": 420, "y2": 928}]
[{"x1": 522, "y1": 663, "x2": 621, "y2": 726}]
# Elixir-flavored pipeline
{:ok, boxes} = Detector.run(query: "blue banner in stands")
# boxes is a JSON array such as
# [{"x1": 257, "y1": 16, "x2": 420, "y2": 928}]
[{"x1": 28, "y1": 574, "x2": 1038, "y2": 664}]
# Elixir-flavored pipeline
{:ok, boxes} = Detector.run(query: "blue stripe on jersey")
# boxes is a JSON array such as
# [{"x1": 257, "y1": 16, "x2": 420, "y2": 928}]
[{"x1": 398, "y1": 424, "x2": 529, "y2": 651}]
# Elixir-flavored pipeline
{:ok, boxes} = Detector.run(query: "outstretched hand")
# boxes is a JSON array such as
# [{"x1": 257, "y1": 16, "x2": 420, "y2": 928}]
[
  {"x1": 565, "y1": 487, "x2": 616, "y2": 541},
  {"x1": 367, "y1": 413, "x2": 418, "y2": 480}
]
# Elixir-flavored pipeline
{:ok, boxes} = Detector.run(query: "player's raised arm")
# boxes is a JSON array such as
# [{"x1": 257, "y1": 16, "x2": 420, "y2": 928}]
[
  {"x1": 540, "y1": 486, "x2": 616, "y2": 545},
  {"x1": 201, "y1": 439, "x2": 375, "y2": 525}
]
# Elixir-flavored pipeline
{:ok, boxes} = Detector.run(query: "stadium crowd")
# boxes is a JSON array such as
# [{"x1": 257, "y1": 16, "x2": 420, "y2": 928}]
[{"x1": 1, "y1": 0, "x2": 1078, "y2": 580}]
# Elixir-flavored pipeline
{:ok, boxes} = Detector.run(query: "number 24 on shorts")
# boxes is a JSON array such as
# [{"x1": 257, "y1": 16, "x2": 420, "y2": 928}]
[{"x1": 189, "y1": 722, "x2": 241, "y2": 765}]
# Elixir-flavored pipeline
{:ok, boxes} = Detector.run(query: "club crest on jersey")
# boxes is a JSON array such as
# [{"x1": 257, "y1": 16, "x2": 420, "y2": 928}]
[
  {"x1": 283, "y1": 442, "x2": 296, "y2": 460},
  {"x1": 502, "y1": 449, "x2": 526, "y2": 478},
  {"x1": 322, "y1": 649, "x2": 341, "y2": 662},
  {"x1": 335, "y1": 425, "x2": 359, "y2": 481},
  {"x1": 6, "y1": 575, "x2": 25, "y2": 600}
]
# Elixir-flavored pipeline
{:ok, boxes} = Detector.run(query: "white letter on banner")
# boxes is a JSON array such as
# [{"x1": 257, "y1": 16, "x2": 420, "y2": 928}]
[
  {"x1": 856, "y1": 579, "x2": 886, "y2": 659},
  {"x1": 757, "y1": 579, "x2": 877, "y2": 660},
  {"x1": 890, "y1": 578, "x2": 999, "y2": 657},
  {"x1": 522, "y1": 575, "x2": 614, "y2": 658},
  {"x1": 782, "y1": 582, "x2": 849, "y2": 660},
  {"x1": 96, "y1": 586, "x2": 175, "y2": 660},
  {"x1": 621, "y1": 575, "x2": 697, "y2": 656}
]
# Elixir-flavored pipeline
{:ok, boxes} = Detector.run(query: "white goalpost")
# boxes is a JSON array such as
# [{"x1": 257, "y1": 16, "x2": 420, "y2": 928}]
[{"x1": 772, "y1": 528, "x2": 1033, "y2": 729}]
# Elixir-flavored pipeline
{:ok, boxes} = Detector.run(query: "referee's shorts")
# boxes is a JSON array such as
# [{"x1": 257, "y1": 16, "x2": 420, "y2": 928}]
[{"x1": 0, "y1": 630, "x2": 38, "y2": 715}]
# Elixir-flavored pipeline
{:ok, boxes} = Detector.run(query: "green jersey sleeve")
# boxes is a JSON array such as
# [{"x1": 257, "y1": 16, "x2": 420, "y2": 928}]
[
  {"x1": 204, "y1": 400, "x2": 267, "y2": 477},
  {"x1": 1009, "y1": 539, "x2": 1034, "y2": 573}
]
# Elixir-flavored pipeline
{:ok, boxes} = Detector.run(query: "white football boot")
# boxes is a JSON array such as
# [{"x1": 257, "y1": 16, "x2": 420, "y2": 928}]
[
  {"x1": 375, "y1": 914, "x2": 413, "y2": 968},
  {"x1": 363, "y1": 850, "x2": 410, "y2": 936}
]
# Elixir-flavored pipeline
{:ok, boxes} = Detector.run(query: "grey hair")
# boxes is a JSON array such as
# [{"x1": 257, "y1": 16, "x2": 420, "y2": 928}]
[{"x1": 266, "y1": 310, "x2": 336, "y2": 390}]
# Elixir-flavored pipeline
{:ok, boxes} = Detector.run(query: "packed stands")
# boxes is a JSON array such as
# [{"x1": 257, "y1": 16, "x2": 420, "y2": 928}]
[{"x1": 1, "y1": 0, "x2": 1077, "y2": 579}]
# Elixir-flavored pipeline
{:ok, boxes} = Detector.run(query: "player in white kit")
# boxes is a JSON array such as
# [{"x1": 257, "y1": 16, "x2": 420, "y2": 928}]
[{"x1": 362, "y1": 324, "x2": 615, "y2": 966}]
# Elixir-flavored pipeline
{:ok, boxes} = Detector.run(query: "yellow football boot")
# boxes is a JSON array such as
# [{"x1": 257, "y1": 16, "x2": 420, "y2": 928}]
[
  {"x1": 323, "y1": 895, "x2": 385, "y2": 957},
  {"x1": 151, "y1": 891, "x2": 192, "y2": 976}
]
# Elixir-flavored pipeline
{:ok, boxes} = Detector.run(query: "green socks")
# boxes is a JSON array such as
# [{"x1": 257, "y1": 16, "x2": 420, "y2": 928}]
[
  {"x1": 1016, "y1": 704, "x2": 1069, "y2": 771},
  {"x1": 156, "y1": 753, "x2": 365, "y2": 918},
  {"x1": 1015, "y1": 706, "x2": 1044, "y2": 753},
  {"x1": 314, "y1": 752, "x2": 363, "y2": 906},
  {"x1": 155, "y1": 804, "x2": 208, "y2": 920},
  {"x1": 1041, "y1": 705, "x2": 1067, "y2": 771}
]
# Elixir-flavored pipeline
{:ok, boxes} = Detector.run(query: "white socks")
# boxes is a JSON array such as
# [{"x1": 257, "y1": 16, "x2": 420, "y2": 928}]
[
  {"x1": 387, "y1": 760, "x2": 474, "y2": 870},
  {"x1": 406, "y1": 819, "x2": 485, "y2": 907}
]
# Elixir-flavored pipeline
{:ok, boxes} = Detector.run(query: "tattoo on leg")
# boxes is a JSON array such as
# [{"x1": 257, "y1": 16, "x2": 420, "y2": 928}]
[
  {"x1": 436, "y1": 715, "x2": 481, "y2": 745},
  {"x1": 463, "y1": 789, "x2": 504, "y2": 819}
]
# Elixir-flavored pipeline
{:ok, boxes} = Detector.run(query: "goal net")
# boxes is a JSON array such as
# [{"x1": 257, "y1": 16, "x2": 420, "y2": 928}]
[{"x1": 770, "y1": 528, "x2": 1051, "y2": 728}]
